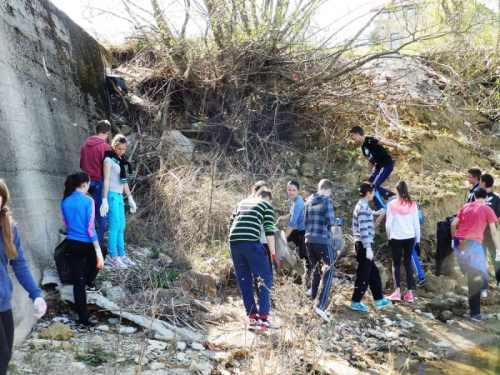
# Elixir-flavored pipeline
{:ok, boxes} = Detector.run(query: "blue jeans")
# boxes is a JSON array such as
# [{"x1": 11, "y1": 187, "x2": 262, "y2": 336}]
[
  {"x1": 412, "y1": 240, "x2": 425, "y2": 280},
  {"x1": 88, "y1": 181, "x2": 106, "y2": 247},
  {"x1": 370, "y1": 164, "x2": 394, "y2": 209},
  {"x1": 306, "y1": 243, "x2": 336, "y2": 311},
  {"x1": 230, "y1": 242, "x2": 273, "y2": 318},
  {"x1": 107, "y1": 191, "x2": 126, "y2": 258}
]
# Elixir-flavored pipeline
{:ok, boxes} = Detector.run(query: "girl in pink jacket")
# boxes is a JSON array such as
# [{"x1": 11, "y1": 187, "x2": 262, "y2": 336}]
[{"x1": 386, "y1": 181, "x2": 420, "y2": 303}]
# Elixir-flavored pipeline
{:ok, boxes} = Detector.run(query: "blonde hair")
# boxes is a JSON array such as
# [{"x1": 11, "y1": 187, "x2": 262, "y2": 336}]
[
  {"x1": 111, "y1": 134, "x2": 128, "y2": 149},
  {"x1": 0, "y1": 179, "x2": 17, "y2": 259}
]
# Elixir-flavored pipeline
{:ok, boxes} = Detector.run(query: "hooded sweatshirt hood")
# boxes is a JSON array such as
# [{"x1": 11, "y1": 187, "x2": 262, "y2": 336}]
[
  {"x1": 309, "y1": 193, "x2": 330, "y2": 206},
  {"x1": 80, "y1": 136, "x2": 111, "y2": 181},
  {"x1": 387, "y1": 199, "x2": 416, "y2": 215},
  {"x1": 84, "y1": 136, "x2": 108, "y2": 147}
]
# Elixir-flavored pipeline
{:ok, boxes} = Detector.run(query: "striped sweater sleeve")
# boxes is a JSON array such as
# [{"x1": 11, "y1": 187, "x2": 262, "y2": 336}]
[
  {"x1": 262, "y1": 202, "x2": 275, "y2": 236},
  {"x1": 354, "y1": 202, "x2": 374, "y2": 248}
]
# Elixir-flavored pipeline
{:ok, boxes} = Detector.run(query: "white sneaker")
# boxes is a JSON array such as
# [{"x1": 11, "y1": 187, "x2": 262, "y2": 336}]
[
  {"x1": 313, "y1": 307, "x2": 331, "y2": 323},
  {"x1": 305, "y1": 288, "x2": 312, "y2": 297},
  {"x1": 481, "y1": 290, "x2": 488, "y2": 298},
  {"x1": 119, "y1": 255, "x2": 137, "y2": 267},
  {"x1": 106, "y1": 257, "x2": 128, "y2": 269}
]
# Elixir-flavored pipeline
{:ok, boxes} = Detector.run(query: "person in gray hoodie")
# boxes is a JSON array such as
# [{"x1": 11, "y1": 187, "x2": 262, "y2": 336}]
[{"x1": 304, "y1": 179, "x2": 336, "y2": 322}]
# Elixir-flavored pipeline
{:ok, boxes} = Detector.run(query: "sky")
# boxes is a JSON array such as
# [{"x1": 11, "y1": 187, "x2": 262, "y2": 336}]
[
  {"x1": 50, "y1": 0, "x2": 497, "y2": 46},
  {"x1": 49, "y1": 0, "x2": 388, "y2": 45}
]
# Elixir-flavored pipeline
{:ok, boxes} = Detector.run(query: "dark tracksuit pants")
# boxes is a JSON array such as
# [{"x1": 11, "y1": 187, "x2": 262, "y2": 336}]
[
  {"x1": 390, "y1": 238, "x2": 415, "y2": 290},
  {"x1": 0, "y1": 309, "x2": 14, "y2": 375},
  {"x1": 467, "y1": 271, "x2": 482, "y2": 316},
  {"x1": 352, "y1": 242, "x2": 383, "y2": 303},
  {"x1": 231, "y1": 241, "x2": 273, "y2": 319},
  {"x1": 306, "y1": 243, "x2": 336, "y2": 311},
  {"x1": 370, "y1": 164, "x2": 394, "y2": 209},
  {"x1": 65, "y1": 239, "x2": 99, "y2": 322},
  {"x1": 483, "y1": 236, "x2": 500, "y2": 283},
  {"x1": 288, "y1": 230, "x2": 310, "y2": 271}
]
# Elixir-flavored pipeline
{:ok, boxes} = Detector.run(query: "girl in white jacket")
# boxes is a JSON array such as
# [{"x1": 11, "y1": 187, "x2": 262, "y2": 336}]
[{"x1": 386, "y1": 181, "x2": 420, "y2": 303}]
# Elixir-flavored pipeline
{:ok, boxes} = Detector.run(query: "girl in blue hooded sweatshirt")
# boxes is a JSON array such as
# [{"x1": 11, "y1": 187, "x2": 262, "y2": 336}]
[{"x1": 0, "y1": 179, "x2": 47, "y2": 375}]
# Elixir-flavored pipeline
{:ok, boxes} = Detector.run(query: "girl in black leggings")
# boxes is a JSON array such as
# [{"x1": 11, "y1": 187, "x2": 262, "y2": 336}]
[
  {"x1": 385, "y1": 181, "x2": 421, "y2": 303},
  {"x1": 0, "y1": 179, "x2": 47, "y2": 375}
]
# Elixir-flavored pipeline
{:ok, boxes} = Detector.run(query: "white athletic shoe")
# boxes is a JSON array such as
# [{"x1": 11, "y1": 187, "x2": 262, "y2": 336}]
[
  {"x1": 305, "y1": 288, "x2": 312, "y2": 297},
  {"x1": 119, "y1": 255, "x2": 137, "y2": 267},
  {"x1": 313, "y1": 307, "x2": 331, "y2": 323},
  {"x1": 106, "y1": 257, "x2": 128, "y2": 270},
  {"x1": 480, "y1": 290, "x2": 488, "y2": 298}
]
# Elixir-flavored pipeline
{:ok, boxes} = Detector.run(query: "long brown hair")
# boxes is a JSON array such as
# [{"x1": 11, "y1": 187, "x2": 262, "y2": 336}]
[
  {"x1": 0, "y1": 179, "x2": 17, "y2": 259},
  {"x1": 396, "y1": 181, "x2": 413, "y2": 206}
]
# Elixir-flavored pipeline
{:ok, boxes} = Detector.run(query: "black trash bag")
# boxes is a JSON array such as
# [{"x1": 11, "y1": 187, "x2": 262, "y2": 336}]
[
  {"x1": 54, "y1": 239, "x2": 72, "y2": 283},
  {"x1": 435, "y1": 215, "x2": 456, "y2": 276}
]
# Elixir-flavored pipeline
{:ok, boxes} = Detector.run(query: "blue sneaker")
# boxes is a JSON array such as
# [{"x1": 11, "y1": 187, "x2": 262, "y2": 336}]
[
  {"x1": 374, "y1": 298, "x2": 392, "y2": 309},
  {"x1": 350, "y1": 301, "x2": 370, "y2": 312}
]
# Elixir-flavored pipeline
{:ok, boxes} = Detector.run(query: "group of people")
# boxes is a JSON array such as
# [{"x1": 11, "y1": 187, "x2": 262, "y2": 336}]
[
  {"x1": 0, "y1": 120, "x2": 140, "y2": 373},
  {"x1": 228, "y1": 126, "x2": 500, "y2": 331}
]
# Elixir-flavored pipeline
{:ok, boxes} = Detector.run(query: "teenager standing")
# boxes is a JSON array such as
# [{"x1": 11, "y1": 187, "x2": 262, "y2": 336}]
[
  {"x1": 229, "y1": 189, "x2": 279, "y2": 331},
  {"x1": 0, "y1": 179, "x2": 47, "y2": 375},
  {"x1": 386, "y1": 181, "x2": 420, "y2": 303},
  {"x1": 451, "y1": 188, "x2": 500, "y2": 321},
  {"x1": 80, "y1": 120, "x2": 112, "y2": 247},
  {"x1": 466, "y1": 168, "x2": 481, "y2": 203},
  {"x1": 350, "y1": 183, "x2": 392, "y2": 312},
  {"x1": 100, "y1": 135, "x2": 137, "y2": 269},
  {"x1": 61, "y1": 172, "x2": 104, "y2": 326},
  {"x1": 304, "y1": 179, "x2": 336, "y2": 322}
]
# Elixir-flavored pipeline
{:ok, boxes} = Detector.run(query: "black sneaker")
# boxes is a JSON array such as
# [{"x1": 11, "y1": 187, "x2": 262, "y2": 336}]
[
  {"x1": 76, "y1": 320, "x2": 97, "y2": 329},
  {"x1": 86, "y1": 283, "x2": 101, "y2": 293},
  {"x1": 415, "y1": 278, "x2": 427, "y2": 288},
  {"x1": 470, "y1": 313, "x2": 488, "y2": 322}
]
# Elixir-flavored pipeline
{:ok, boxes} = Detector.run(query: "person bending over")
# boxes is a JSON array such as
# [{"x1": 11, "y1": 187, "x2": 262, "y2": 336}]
[{"x1": 349, "y1": 126, "x2": 409, "y2": 209}]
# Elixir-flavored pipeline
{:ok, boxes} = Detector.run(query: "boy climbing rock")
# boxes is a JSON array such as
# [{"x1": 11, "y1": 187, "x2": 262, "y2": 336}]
[{"x1": 349, "y1": 126, "x2": 409, "y2": 209}]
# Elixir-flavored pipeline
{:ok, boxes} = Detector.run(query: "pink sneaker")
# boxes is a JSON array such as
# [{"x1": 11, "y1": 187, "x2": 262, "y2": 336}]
[
  {"x1": 404, "y1": 293, "x2": 414, "y2": 303},
  {"x1": 388, "y1": 291, "x2": 402, "y2": 301}
]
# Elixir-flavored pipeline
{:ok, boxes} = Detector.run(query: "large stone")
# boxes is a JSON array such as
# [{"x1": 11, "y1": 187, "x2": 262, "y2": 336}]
[
  {"x1": 375, "y1": 262, "x2": 389, "y2": 290},
  {"x1": 179, "y1": 270, "x2": 218, "y2": 295},
  {"x1": 39, "y1": 322, "x2": 74, "y2": 341},
  {"x1": 300, "y1": 163, "x2": 315, "y2": 177},
  {"x1": 160, "y1": 130, "x2": 194, "y2": 164},
  {"x1": 423, "y1": 274, "x2": 457, "y2": 294}
]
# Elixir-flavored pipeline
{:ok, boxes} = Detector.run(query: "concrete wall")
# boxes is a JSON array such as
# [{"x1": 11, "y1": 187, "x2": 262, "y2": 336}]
[{"x1": 0, "y1": 0, "x2": 108, "y2": 343}]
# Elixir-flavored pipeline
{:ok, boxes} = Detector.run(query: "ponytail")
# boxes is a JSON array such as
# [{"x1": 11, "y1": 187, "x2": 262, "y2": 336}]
[
  {"x1": 0, "y1": 179, "x2": 17, "y2": 259},
  {"x1": 63, "y1": 171, "x2": 91, "y2": 200},
  {"x1": 396, "y1": 181, "x2": 413, "y2": 206}
]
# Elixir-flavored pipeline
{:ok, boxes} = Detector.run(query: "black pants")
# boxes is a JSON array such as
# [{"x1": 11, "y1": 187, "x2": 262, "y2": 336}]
[
  {"x1": 484, "y1": 237, "x2": 500, "y2": 283},
  {"x1": 288, "y1": 230, "x2": 310, "y2": 271},
  {"x1": 390, "y1": 238, "x2": 415, "y2": 290},
  {"x1": 0, "y1": 309, "x2": 14, "y2": 375},
  {"x1": 307, "y1": 243, "x2": 336, "y2": 311},
  {"x1": 467, "y1": 271, "x2": 482, "y2": 316},
  {"x1": 352, "y1": 242, "x2": 383, "y2": 303},
  {"x1": 65, "y1": 239, "x2": 99, "y2": 322}
]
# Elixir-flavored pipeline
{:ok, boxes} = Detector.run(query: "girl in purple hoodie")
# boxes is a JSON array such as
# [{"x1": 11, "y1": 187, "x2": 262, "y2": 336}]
[{"x1": 386, "y1": 181, "x2": 420, "y2": 303}]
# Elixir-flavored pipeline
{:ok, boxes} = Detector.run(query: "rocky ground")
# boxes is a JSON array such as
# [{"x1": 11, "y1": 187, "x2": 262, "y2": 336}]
[{"x1": 8, "y1": 244, "x2": 500, "y2": 375}]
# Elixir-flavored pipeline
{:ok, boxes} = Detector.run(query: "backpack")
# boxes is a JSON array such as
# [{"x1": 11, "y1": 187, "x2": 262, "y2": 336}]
[
  {"x1": 54, "y1": 239, "x2": 72, "y2": 283},
  {"x1": 435, "y1": 215, "x2": 456, "y2": 276}
]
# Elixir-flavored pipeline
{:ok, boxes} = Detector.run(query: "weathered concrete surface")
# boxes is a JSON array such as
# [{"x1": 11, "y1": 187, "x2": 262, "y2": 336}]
[{"x1": 0, "y1": 0, "x2": 108, "y2": 343}]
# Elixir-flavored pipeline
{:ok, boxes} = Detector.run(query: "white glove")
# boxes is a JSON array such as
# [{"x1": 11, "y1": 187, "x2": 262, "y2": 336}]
[
  {"x1": 128, "y1": 196, "x2": 137, "y2": 213},
  {"x1": 366, "y1": 247, "x2": 374, "y2": 261},
  {"x1": 33, "y1": 297, "x2": 47, "y2": 319},
  {"x1": 398, "y1": 145, "x2": 410, "y2": 153},
  {"x1": 95, "y1": 247, "x2": 104, "y2": 269},
  {"x1": 100, "y1": 198, "x2": 109, "y2": 217},
  {"x1": 371, "y1": 209, "x2": 384, "y2": 216},
  {"x1": 495, "y1": 250, "x2": 500, "y2": 262}
]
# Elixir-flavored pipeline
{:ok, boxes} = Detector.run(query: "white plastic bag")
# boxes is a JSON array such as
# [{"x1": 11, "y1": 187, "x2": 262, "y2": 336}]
[
  {"x1": 331, "y1": 225, "x2": 345, "y2": 254},
  {"x1": 274, "y1": 230, "x2": 298, "y2": 270}
]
